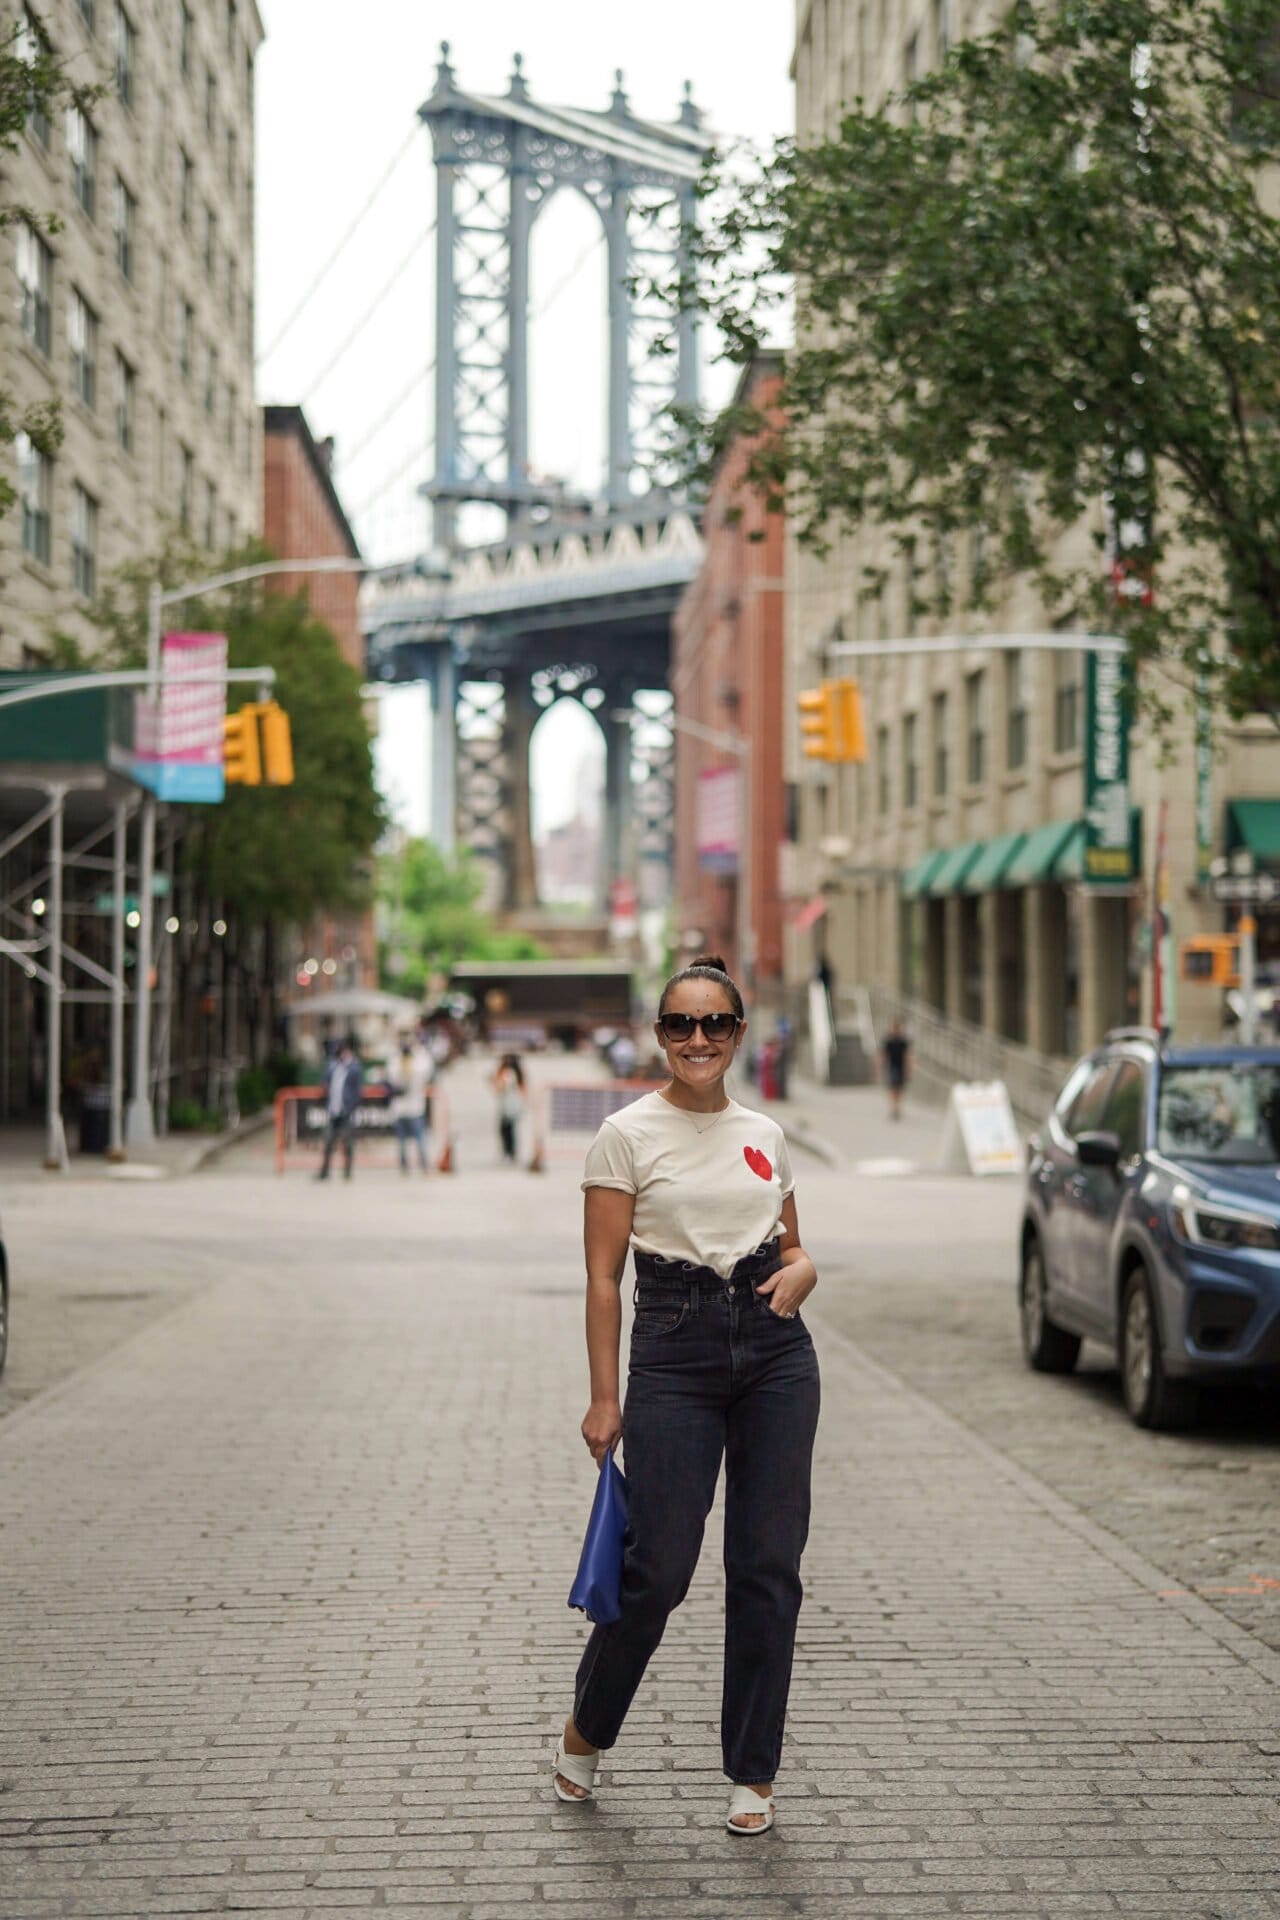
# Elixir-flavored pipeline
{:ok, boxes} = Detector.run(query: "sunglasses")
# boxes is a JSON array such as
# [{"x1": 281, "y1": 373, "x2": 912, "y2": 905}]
[{"x1": 656, "y1": 1012, "x2": 741, "y2": 1041}]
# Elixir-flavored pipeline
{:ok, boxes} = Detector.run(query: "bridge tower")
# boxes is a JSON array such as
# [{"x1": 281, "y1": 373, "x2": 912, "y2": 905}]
[{"x1": 365, "y1": 49, "x2": 709, "y2": 924}]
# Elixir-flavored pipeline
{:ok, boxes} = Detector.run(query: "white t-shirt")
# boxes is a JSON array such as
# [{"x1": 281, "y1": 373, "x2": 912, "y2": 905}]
[{"x1": 582, "y1": 1091, "x2": 795, "y2": 1278}]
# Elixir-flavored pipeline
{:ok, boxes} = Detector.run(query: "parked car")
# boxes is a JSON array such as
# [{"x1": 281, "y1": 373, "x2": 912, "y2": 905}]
[{"x1": 1019, "y1": 1029, "x2": 1280, "y2": 1429}]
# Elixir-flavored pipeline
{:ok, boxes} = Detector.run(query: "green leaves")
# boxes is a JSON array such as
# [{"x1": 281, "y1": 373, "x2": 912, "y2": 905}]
[{"x1": 687, "y1": 0, "x2": 1280, "y2": 718}]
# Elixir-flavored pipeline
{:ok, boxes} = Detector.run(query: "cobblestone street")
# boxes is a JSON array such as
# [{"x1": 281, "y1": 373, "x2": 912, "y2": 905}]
[{"x1": 1, "y1": 1066, "x2": 1278, "y2": 1917}]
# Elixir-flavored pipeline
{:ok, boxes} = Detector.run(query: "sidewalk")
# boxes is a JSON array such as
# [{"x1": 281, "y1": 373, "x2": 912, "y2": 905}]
[
  {"x1": 743, "y1": 1067, "x2": 949, "y2": 1174},
  {"x1": 0, "y1": 1134, "x2": 1277, "y2": 1917}
]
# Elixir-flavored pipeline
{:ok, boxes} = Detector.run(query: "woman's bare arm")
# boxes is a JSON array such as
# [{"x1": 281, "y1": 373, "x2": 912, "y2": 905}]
[
  {"x1": 581, "y1": 1185, "x2": 635, "y2": 1460},
  {"x1": 755, "y1": 1192, "x2": 818, "y2": 1316}
]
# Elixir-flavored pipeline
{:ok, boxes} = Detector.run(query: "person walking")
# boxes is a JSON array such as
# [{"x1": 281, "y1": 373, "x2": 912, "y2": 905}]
[
  {"x1": 316, "y1": 1035, "x2": 363, "y2": 1181},
  {"x1": 881, "y1": 1019, "x2": 911, "y2": 1121},
  {"x1": 493, "y1": 1053, "x2": 525, "y2": 1164},
  {"x1": 389, "y1": 1033, "x2": 433, "y2": 1175},
  {"x1": 553, "y1": 953, "x2": 821, "y2": 1835}
]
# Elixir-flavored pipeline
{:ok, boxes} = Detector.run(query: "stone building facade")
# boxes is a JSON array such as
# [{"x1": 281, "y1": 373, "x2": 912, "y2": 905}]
[
  {"x1": 2, "y1": 0, "x2": 264, "y2": 665},
  {"x1": 788, "y1": 0, "x2": 1280, "y2": 1053}
]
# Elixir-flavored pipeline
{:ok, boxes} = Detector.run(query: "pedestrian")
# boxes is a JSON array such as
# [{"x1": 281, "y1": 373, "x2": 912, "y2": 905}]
[
  {"x1": 493, "y1": 1052, "x2": 525, "y2": 1163},
  {"x1": 553, "y1": 951, "x2": 820, "y2": 1835},
  {"x1": 389, "y1": 1033, "x2": 433, "y2": 1175},
  {"x1": 815, "y1": 950, "x2": 835, "y2": 1001},
  {"x1": 881, "y1": 1018, "x2": 910, "y2": 1121},
  {"x1": 316, "y1": 1035, "x2": 363, "y2": 1180},
  {"x1": 607, "y1": 1030, "x2": 639, "y2": 1080}
]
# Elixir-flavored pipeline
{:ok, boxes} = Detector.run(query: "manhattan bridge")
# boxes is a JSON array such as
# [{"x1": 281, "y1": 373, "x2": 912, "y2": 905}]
[{"x1": 361, "y1": 46, "x2": 711, "y2": 925}]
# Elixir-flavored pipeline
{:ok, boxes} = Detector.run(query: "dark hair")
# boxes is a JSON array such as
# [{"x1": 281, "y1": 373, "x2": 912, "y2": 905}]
[
  {"x1": 658, "y1": 951, "x2": 744, "y2": 1021},
  {"x1": 499, "y1": 1052, "x2": 525, "y2": 1086}
]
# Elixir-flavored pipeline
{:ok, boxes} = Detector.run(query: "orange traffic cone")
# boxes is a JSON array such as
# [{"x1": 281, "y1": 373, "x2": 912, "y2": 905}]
[{"x1": 438, "y1": 1136, "x2": 455, "y2": 1174}]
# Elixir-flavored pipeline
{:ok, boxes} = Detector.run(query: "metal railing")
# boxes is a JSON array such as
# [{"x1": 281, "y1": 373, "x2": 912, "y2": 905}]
[{"x1": 858, "y1": 984, "x2": 1071, "y2": 1128}]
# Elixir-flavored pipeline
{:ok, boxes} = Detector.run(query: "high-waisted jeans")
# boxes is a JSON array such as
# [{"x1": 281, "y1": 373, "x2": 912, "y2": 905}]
[{"x1": 573, "y1": 1241, "x2": 821, "y2": 1785}]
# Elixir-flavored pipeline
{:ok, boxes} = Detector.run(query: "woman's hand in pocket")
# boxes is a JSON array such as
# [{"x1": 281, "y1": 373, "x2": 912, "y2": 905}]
[{"x1": 582, "y1": 1398, "x2": 622, "y2": 1463}]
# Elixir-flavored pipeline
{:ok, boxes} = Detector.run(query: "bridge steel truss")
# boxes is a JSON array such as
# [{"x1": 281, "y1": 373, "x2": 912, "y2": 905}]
[{"x1": 370, "y1": 48, "x2": 709, "y2": 915}]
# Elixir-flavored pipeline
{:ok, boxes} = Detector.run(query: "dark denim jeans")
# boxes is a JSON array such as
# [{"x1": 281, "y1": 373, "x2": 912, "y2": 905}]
[{"x1": 573, "y1": 1241, "x2": 820, "y2": 1785}]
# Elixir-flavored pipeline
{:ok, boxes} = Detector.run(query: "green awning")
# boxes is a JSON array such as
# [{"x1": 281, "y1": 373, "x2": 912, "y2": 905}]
[
  {"x1": 924, "y1": 839, "x2": 984, "y2": 896},
  {"x1": 1228, "y1": 799, "x2": 1280, "y2": 863},
  {"x1": 901, "y1": 849, "x2": 947, "y2": 898},
  {"x1": 1053, "y1": 823, "x2": 1087, "y2": 882},
  {"x1": 1004, "y1": 818, "x2": 1080, "y2": 887},
  {"x1": 961, "y1": 830, "x2": 1029, "y2": 894}
]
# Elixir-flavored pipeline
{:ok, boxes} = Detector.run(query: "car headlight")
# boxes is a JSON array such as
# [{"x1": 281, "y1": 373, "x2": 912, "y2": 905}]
[{"x1": 1170, "y1": 1186, "x2": 1280, "y2": 1252}]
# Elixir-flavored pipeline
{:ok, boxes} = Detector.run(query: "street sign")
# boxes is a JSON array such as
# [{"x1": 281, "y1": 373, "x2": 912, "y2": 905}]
[
  {"x1": 1210, "y1": 874, "x2": 1280, "y2": 903},
  {"x1": 93, "y1": 875, "x2": 172, "y2": 912}
]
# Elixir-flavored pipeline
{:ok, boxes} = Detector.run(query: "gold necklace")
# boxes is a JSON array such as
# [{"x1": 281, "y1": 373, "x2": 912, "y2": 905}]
[{"x1": 661, "y1": 1091, "x2": 730, "y2": 1135}]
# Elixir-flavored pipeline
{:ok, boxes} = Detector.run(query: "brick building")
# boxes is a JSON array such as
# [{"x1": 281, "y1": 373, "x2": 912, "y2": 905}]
[{"x1": 672, "y1": 354, "x2": 788, "y2": 1004}]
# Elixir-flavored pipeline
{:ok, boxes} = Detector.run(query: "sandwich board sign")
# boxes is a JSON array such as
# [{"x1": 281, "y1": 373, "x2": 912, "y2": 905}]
[{"x1": 939, "y1": 1080, "x2": 1023, "y2": 1176}]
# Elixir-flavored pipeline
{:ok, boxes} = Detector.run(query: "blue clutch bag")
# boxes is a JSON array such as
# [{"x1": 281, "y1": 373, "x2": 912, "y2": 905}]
[{"x1": 568, "y1": 1454, "x2": 628, "y2": 1625}]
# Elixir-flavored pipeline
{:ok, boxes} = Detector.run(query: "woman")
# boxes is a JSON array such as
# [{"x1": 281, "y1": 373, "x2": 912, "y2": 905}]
[
  {"x1": 492, "y1": 1052, "x2": 525, "y2": 1164},
  {"x1": 553, "y1": 954, "x2": 820, "y2": 1834}
]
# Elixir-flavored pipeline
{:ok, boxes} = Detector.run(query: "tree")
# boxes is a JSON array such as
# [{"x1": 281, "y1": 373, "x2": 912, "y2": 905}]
[
  {"x1": 686, "y1": 0, "x2": 1280, "y2": 719},
  {"x1": 1, "y1": 15, "x2": 97, "y2": 516},
  {"x1": 378, "y1": 838, "x2": 547, "y2": 994}
]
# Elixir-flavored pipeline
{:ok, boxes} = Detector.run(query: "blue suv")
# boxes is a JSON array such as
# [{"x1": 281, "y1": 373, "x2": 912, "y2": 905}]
[{"x1": 1020, "y1": 1030, "x2": 1280, "y2": 1429}]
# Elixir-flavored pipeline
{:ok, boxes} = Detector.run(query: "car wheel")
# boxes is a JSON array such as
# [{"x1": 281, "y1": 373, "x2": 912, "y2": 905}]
[
  {"x1": 1020, "y1": 1236, "x2": 1081, "y2": 1373},
  {"x1": 1120, "y1": 1265, "x2": 1197, "y2": 1431}
]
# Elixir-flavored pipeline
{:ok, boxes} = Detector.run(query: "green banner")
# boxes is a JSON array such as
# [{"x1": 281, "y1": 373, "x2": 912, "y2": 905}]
[{"x1": 1083, "y1": 651, "x2": 1134, "y2": 885}]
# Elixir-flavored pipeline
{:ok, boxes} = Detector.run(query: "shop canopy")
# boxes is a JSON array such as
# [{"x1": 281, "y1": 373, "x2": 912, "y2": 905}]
[
  {"x1": 1227, "y1": 798, "x2": 1280, "y2": 863},
  {"x1": 900, "y1": 849, "x2": 948, "y2": 898},
  {"x1": 961, "y1": 829, "x2": 1029, "y2": 894},
  {"x1": 1003, "y1": 818, "x2": 1080, "y2": 888},
  {"x1": 924, "y1": 840, "x2": 983, "y2": 895}
]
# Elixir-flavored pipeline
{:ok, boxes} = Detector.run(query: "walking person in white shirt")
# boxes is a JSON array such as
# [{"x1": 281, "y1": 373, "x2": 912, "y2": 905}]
[{"x1": 389, "y1": 1034, "x2": 433, "y2": 1175}]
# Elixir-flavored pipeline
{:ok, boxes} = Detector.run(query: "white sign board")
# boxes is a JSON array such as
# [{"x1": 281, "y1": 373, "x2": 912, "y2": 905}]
[{"x1": 940, "y1": 1080, "x2": 1023, "y2": 1176}]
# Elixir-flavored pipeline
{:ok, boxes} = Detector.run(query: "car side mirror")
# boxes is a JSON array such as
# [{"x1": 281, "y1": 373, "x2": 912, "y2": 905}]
[{"x1": 1076, "y1": 1129, "x2": 1122, "y2": 1170}]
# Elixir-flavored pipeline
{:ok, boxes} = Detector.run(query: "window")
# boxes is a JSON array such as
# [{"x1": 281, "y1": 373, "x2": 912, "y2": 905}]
[
  {"x1": 226, "y1": 383, "x2": 237, "y2": 452},
  {"x1": 903, "y1": 712, "x2": 919, "y2": 809},
  {"x1": 114, "y1": 174, "x2": 136, "y2": 281},
  {"x1": 69, "y1": 288, "x2": 98, "y2": 409},
  {"x1": 203, "y1": 342, "x2": 216, "y2": 415},
  {"x1": 932, "y1": 690, "x2": 949, "y2": 795},
  {"x1": 1104, "y1": 1061, "x2": 1146, "y2": 1163},
  {"x1": 876, "y1": 726, "x2": 890, "y2": 814},
  {"x1": 904, "y1": 30, "x2": 919, "y2": 113},
  {"x1": 67, "y1": 106, "x2": 97, "y2": 221},
  {"x1": 1005, "y1": 649, "x2": 1028, "y2": 770},
  {"x1": 178, "y1": 298, "x2": 193, "y2": 377},
  {"x1": 114, "y1": 350, "x2": 135, "y2": 453},
  {"x1": 225, "y1": 248, "x2": 237, "y2": 320},
  {"x1": 17, "y1": 223, "x2": 52, "y2": 356},
  {"x1": 18, "y1": 10, "x2": 51, "y2": 147},
  {"x1": 179, "y1": 444, "x2": 193, "y2": 531},
  {"x1": 204, "y1": 204, "x2": 216, "y2": 278},
  {"x1": 179, "y1": 148, "x2": 193, "y2": 228},
  {"x1": 204, "y1": 65, "x2": 216, "y2": 137},
  {"x1": 16, "y1": 432, "x2": 51, "y2": 565},
  {"x1": 115, "y1": 4, "x2": 135, "y2": 107},
  {"x1": 965, "y1": 671, "x2": 987, "y2": 785},
  {"x1": 1053, "y1": 648, "x2": 1082, "y2": 752},
  {"x1": 179, "y1": 2, "x2": 192, "y2": 77},
  {"x1": 71, "y1": 483, "x2": 98, "y2": 597},
  {"x1": 1065, "y1": 1063, "x2": 1115, "y2": 1140},
  {"x1": 226, "y1": 124, "x2": 237, "y2": 192},
  {"x1": 203, "y1": 477, "x2": 216, "y2": 549},
  {"x1": 934, "y1": 0, "x2": 952, "y2": 58},
  {"x1": 76, "y1": 0, "x2": 96, "y2": 32},
  {"x1": 226, "y1": 0, "x2": 237, "y2": 54}
]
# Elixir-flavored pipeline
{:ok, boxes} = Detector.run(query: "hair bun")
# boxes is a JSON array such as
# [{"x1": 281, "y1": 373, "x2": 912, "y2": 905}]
[{"x1": 689, "y1": 952, "x2": 729, "y2": 974}]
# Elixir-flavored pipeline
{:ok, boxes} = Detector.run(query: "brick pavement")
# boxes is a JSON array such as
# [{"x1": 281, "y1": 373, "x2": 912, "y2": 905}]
[{"x1": 0, "y1": 1089, "x2": 1279, "y2": 1917}]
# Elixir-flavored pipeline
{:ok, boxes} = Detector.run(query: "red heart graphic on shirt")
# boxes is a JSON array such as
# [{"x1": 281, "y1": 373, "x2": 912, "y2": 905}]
[{"x1": 744, "y1": 1146, "x2": 773, "y2": 1181}]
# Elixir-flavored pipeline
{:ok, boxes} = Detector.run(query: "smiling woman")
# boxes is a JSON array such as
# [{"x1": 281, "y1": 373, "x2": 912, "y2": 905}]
[{"x1": 551, "y1": 951, "x2": 822, "y2": 1835}]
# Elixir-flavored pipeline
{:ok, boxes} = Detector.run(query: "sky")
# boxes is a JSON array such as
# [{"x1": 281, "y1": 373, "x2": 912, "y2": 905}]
[{"x1": 254, "y1": 2, "x2": 794, "y2": 837}]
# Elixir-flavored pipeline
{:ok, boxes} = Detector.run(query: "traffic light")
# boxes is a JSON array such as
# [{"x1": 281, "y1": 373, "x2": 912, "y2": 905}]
[
  {"x1": 223, "y1": 705, "x2": 262, "y2": 784},
  {"x1": 259, "y1": 702, "x2": 295, "y2": 785},
  {"x1": 797, "y1": 679, "x2": 866, "y2": 762}
]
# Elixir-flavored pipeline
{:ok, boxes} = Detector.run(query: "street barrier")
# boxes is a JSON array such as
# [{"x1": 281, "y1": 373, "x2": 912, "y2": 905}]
[
  {"x1": 528, "y1": 1079, "x2": 663, "y2": 1173},
  {"x1": 274, "y1": 1083, "x2": 454, "y2": 1174}
]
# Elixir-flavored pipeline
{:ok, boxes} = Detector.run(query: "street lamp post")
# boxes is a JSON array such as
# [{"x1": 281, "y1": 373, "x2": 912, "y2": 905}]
[{"x1": 126, "y1": 555, "x2": 380, "y2": 1147}]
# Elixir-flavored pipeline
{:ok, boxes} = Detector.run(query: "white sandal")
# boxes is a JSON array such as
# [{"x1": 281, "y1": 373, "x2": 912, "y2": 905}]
[
  {"x1": 552, "y1": 1737, "x2": 600, "y2": 1803},
  {"x1": 726, "y1": 1784, "x2": 775, "y2": 1834}
]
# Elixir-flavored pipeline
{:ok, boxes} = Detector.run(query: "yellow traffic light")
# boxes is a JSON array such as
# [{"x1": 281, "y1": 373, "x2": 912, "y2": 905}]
[
  {"x1": 223, "y1": 705, "x2": 262, "y2": 785},
  {"x1": 260, "y1": 702, "x2": 295, "y2": 785},
  {"x1": 797, "y1": 679, "x2": 866, "y2": 762}
]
